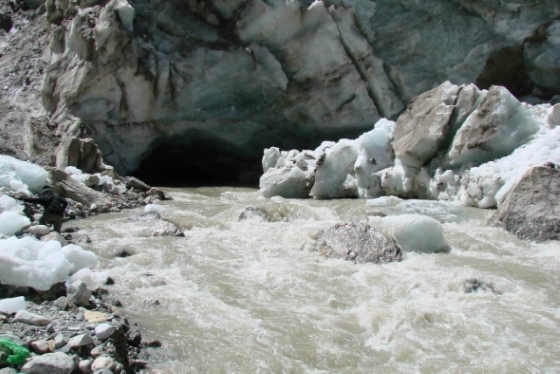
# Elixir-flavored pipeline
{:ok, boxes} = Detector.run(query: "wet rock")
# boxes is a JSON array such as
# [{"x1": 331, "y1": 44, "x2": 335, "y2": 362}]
[
  {"x1": 489, "y1": 163, "x2": 560, "y2": 241},
  {"x1": 21, "y1": 352, "x2": 75, "y2": 374},
  {"x1": 464, "y1": 279, "x2": 494, "y2": 294},
  {"x1": 84, "y1": 311, "x2": 107, "y2": 323},
  {"x1": 310, "y1": 222, "x2": 403, "y2": 264},
  {"x1": 67, "y1": 281, "x2": 92, "y2": 307},
  {"x1": 124, "y1": 177, "x2": 151, "y2": 192},
  {"x1": 127, "y1": 213, "x2": 183, "y2": 237},
  {"x1": 14, "y1": 310, "x2": 52, "y2": 326}
]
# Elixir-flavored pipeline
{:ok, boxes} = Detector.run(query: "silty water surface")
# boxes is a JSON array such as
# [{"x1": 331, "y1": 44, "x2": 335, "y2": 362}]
[{"x1": 77, "y1": 187, "x2": 560, "y2": 373}]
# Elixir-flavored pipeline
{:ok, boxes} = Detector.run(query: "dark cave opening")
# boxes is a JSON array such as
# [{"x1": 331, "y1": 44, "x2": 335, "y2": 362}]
[
  {"x1": 475, "y1": 46, "x2": 534, "y2": 97},
  {"x1": 132, "y1": 139, "x2": 263, "y2": 188},
  {"x1": 131, "y1": 127, "x2": 375, "y2": 188}
]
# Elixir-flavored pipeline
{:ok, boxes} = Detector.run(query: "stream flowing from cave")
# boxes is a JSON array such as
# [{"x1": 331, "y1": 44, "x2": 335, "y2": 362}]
[{"x1": 76, "y1": 187, "x2": 560, "y2": 373}]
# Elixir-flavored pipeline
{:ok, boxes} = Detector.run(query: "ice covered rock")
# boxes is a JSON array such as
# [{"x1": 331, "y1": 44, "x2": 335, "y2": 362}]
[
  {"x1": 456, "y1": 124, "x2": 560, "y2": 208},
  {"x1": 311, "y1": 139, "x2": 359, "y2": 199},
  {"x1": 369, "y1": 214, "x2": 449, "y2": 253},
  {"x1": 262, "y1": 147, "x2": 281, "y2": 173},
  {"x1": 0, "y1": 156, "x2": 48, "y2": 194},
  {"x1": 0, "y1": 211, "x2": 30, "y2": 236},
  {"x1": 0, "y1": 195, "x2": 22, "y2": 214},
  {"x1": 144, "y1": 204, "x2": 169, "y2": 214},
  {"x1": 309, "y1": 222, "x2": 402, "y2": 264},
  {"x1": 393, "y1": 81, "x2": 460, "y2": 168},
  {"x1": 66, "y1": 268, "x2": 109, "y2": 291},
  {"x1": 0, "y1": 296, "x2": 26, "y2": 314},
  {"x1": 0, "y1": 237, "x2": 97, "y2": 290},
  {"x1": 127, "y1": 212, "x2": 184, "y2": 237},
  {"x1": 355, "y1": 119, "x2": 395, "y2": 198},
  {"x1": 446, "y1": 86, "x2": 541, "y2": 168},
  {"x1": 60, "y1": 245, "x2": 98, "y2": 275},
  {"x1": 260, "y1": 166, "x2": 310, "y2": 199},
  {"x1": 378, "y1": 160, "x2": 432, "y2": 199},
  {"x1": 489, "y1": 163, "x2": 560, "y2": 241}
]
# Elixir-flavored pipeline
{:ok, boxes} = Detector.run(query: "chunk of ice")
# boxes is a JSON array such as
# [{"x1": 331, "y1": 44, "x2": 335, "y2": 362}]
[
  {"x1": 0, "y1": 296, "x2": 26, "y2": 314},
  {"x1": 0, "y1": 211, "x2": 30, "y2": 236}
]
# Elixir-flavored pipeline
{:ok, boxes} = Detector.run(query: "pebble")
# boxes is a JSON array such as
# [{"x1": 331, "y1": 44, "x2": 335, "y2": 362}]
[
  {"x1": 54, "y1": 296, "x2": 69, "y2": 311},
  {"x1": 14, "y1": 310, "x2": 52, "y2": 326},
  {"x1": 54, "y1": 333, "x2": 68, "y2": 348},
  {"x1": 79, "y1": 358, "x2": 93, "y2": 373},
  {"x1": 91, "y1": 356, "x2": 117, "y2": 372},
  {"x1": 90, "y1": 346, "x2": 103, "y2": 358},
  {"x1": 68, "y1": 333, "x2": 94, "y2": 347},
  {"x1": 30, "y1": 339, "x2": 50, "y2": 354},
  {"x1": 95, "y1": 323, "x2": 114, "y2": 341},
  {"x1": 67, "y1": 280, "x2": 92, "y2": 307}
]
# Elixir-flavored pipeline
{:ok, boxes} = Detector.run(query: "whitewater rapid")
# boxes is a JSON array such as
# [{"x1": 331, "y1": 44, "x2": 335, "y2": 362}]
[{"x1": 76, "y1": 187, "x2": 560, "y2": 373}]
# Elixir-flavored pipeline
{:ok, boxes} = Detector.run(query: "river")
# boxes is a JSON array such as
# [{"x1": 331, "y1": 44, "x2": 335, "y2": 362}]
[{"x1": 76, "y1": 187, "x2": 560, "y2": 373}]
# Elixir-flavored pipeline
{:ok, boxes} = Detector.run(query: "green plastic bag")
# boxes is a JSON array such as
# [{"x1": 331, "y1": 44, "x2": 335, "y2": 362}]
[{"x1": 0, "y1": 337, "x2": 30, "y2": 365}]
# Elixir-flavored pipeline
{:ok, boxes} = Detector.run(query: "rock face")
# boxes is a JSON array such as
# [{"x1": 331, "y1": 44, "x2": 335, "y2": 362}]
[
  {"x1": 310, "y1": 222, "x2": 402, "y2": 264},
  {"x1": 489, "y1": 163, "x2": 560, "y2": 241},
  {"x1": 21, "y1": 0, "x2": 557, "y2": 183}
]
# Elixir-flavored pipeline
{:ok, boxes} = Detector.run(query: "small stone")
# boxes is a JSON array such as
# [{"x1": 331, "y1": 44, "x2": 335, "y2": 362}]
[
  {"x1": 68, "y1": 333, "x2": 94, "y2": 348},
  {"x1": 14, "y1": 310, "x2": 52, "y2": 326},
  {"x1": 114, "y1": 363, "x2": 124, "y2": 372},
  {"x1": 90, "y1": 203, "x2": 98, "y2": 212},
  {"x1": 75, "y1": 203, "x2": 84, "y2": 210},
  {"x1": 84, "y1": 311, "x2": 107, "y2": 323},
  {"x1": 94, "y1": 323, "x2": 114, "y2": 341},
  {"x1": 90, "y1": 346, "x2": 103, "y2": 358},
  {"x1": 30, "y1": 339, "x2": 50, "y2": 354},
  {"x1": 67, "y1": 280, "x2": 92, "y2": 307},
  {"x1": 79, "y1": 359, "x2": 93, "y2": 374},
  {"x1": 91, "y1": 356, "x2": 117, "y2": 372},
  {"x1": 0, "y1": 351, "x2": 9, "y2": 367},
  {"x1": 54, "y1": 334, "x2": 68, "y2": 349},
  {"x1": 20, "y1": 352, "x2": 75, "y2": 374},
  {"x1": 54, "y1": 296, "x2": 69, "y2": 311}
]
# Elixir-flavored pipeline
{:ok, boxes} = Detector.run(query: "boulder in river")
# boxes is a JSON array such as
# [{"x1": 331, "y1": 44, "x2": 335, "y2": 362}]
[
  {"x1": 310, "y1": 222, "x2": 402, "y2": 264},
  {"x1": 489, "y1": 163, "x2": 560, "y2": 241}
]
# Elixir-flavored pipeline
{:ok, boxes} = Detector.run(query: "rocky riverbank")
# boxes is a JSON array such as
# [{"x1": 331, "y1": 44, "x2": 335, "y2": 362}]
[{"x1": 0, "y1": 281, "x2": 161, "y2": 374}]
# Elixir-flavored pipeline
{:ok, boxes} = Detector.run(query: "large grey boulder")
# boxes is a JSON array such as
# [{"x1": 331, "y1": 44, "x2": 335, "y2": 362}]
[
  {"x1": 65, "y1": 138, "x2": 104, "y2": 174},
  {"x1": 489, "y1": 163, "x2": 560, "y2": 241},
  {"x1": 310, "y1": 222, "x2": 402, "y2": 264},
  {"x1": 48, "y1": 167, "x2": 112, "y2": 208},
  {"x1": 392, "y1": 81, "x2": 460, "y2": 168}
]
